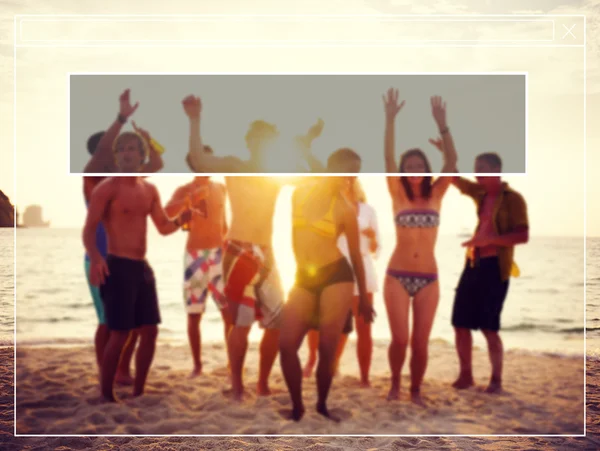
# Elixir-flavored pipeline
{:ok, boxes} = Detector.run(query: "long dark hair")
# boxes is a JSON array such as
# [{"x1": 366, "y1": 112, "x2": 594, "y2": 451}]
[{"x1": 398, "y1": 148, "x2": 433, "y2": 201}]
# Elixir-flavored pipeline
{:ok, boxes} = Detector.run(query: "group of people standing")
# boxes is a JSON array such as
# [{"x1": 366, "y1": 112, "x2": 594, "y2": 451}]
[{"x1": 82, "y1": 88, "x2": 529, "y2": 423}]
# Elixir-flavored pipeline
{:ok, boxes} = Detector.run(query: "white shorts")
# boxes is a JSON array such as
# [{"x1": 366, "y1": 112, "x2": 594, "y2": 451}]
[{"x1": 184, "y1": 247, "x2": 226, "y2": 315}]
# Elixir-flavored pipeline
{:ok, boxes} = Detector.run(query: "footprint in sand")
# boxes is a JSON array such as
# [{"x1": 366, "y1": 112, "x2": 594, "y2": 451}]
[
  {"x1": 32, "y1": 407, "x2": 76, "y2": 420},
  {"x1": 87, "y1": 412, "x2": 109, "y2": 425},
  {"x1": 113, "y1": 412, "x2": 140, "y2": 424}
]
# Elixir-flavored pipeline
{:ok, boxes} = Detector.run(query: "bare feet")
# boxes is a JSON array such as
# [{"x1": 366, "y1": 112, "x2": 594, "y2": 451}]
[
  {"x1": 189, "y1": 366, "x2": 202, "y2": 378},
  {"x1": 303, "y1": 360, "x2": 316, "y2": 378},
  {"x1": 410, "y1": 388, "x2": 426, "y2": 407},
  {"x1": 316, "y1": 403, "x2": 342, "y2": 423},
  {"x1": 452, "y1": 374, "x2": 474, "y2": 389},
  {"x1": 386, "y1": 384, "x2": 400, "y2": 401},
  {"x1": 101, "y1": 392, "x2": 119, "y2": 403},
  {"x1": 132, "y1": 388, "x2": 144, "y2": 398},
  {"x1": 359, "y1": 379, "x2": 371, "y2": 388},
  {"x1": 279, "y1": 404, "x2": 305, "y2": 422},
  {"x1": 115, "y1": 372, "x2": 134, "y2": 386},
  {"x1": 485, "y1": 379, "x2": 503, "y2": 394},
  {"x1": 222, "y1": 387, "x2": 244, "y2": 402},
  {"x1": 256, "y1": 382, "x2": 271, "y2": 396}
]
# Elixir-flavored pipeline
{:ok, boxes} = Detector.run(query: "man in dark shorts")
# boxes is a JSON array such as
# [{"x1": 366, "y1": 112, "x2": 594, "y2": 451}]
[
  {"x1": 83, "y1": 89, "x2": 164, "y2": 388},
  {"x1": 451, "y1": 153, "x2": 529, "y2": 393},
  {"x1": 83, "y1": 177, "x2": 190, "y2": 402}
]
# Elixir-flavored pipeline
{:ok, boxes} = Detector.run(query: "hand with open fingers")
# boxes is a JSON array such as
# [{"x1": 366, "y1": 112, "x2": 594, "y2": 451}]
[
  {"x1": 382, "y1": 88, "x2": 405, "y2": 120},
  {"x1": 431, "y1": 96, "x2": 447, "y2": 130},
  {"x1": 182, "y1": 95, "x2": 202, "y2": 119},
  {"x1": 90, "y1": 257, "x2": 109, "y2": 286},
  {"x1": 358, "y1": 294, "x2": 376, "y2": 323},
  {"x1": 119, "y1": 89, "x2": 139, "y2": 119},
  {"x1": 428, "y1": 137, "x2": 444, "y2": 153}
]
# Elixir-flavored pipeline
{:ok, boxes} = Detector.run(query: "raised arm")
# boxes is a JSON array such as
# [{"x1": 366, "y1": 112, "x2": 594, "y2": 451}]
[
  {"x1": 149, "y1": 184, "x2": 187, "y2": 235},
  {"x1": 429, "y1": 96, "x2": 459, "y2": 198},
  {"x1": 382, "y1": 88, "x2": 405, "y2": 196},
  {"x1": 296, "y1": 118, "x2": 326, "y2": 172},
  {"x1": 183, "y1": 95, "x2": 245, "y2": 173},
  {"x1": 84, "y1": 89, "x2": 139, "y2": 173}
]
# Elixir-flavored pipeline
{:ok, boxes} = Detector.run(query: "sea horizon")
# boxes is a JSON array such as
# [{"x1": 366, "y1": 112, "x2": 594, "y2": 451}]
[{"x1": 2, "y1": 229, "x2": 594, "y2": 360}]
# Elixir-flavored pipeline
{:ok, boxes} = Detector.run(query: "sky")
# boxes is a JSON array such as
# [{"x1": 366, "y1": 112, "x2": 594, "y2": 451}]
[
  {"x1": 0, "y1": 0, "x2": 597, "y2": 237},
  {"x1": 69, "y1": 74, "x2": 526, "y2": 174}
]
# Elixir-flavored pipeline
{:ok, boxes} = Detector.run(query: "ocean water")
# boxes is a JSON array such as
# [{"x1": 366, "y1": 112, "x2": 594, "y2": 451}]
[
  {"x1": 7, "y1": 225, "x2": 594, "y2": 357},
  {"x1": 0, "y1": 229, "x2": 14, "y2": 346}
]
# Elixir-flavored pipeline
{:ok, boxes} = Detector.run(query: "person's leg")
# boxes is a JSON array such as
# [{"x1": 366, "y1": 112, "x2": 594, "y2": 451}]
[
  {"x1": 332, "y1": 311, "x2": 353, "y2": 376},
  {"x1": 482, "y1": 330, "x2": 503, "y2": 393},
  {"x1": 221, "y1": 242, "x2": 261, "y2": 401},
  {"x1": 453, "y1": 328, "x2": 474, "y2": 388},
  {"x1": 409, "y1": 280, "x2": 440, "y2": 405},
  {"x1": 133, "y1": 324, "x2": 159, "y2": 397},
  {"x1": 383, "y1": 276, "x2": 411, "y2": 401},
  {"x1": 451, "y1": 265, "x2": 479, "y2": 389},
  {"x1": 98, "y1": 255, "x2": 135, "y2": 402},
  {"x1": 302, "y1": 330, "x2": 319, "y2": 378},
  {"x1": 352, "y1": 294, "x2": 373, "y2": 387},
  {"x1": 479, "y1": 266, "x2": 509, "y2": 393},
  {"x1": 255, "y1": 260, "x2": 286, "y2": 396},
  {"x1": 279, "y1": 287, "x2": 315, "y2": 421},
  {"x1": 101, "y1": 330, "x2": 129, "y2": 402},
  {"x1": 94, "y1": 325, "x2": 110, "y2": 372},
  {"x1": 226, "y1": 321, "x2": 252, "y2": 401},
  {"x1": 115, "y1": 329, "x2": 138, "y2": 385},
  {"x1": 187, "y1": 314, "x2": 203, "y2": 377},
  {"x1": 86, "y1": 259, "x2": 109, "y2": 379},
  {"x1": 257, "y1": 327, "x2": 280, "y2": 395},
  {"x1": 333, "y1": 332, "x2": 349, "y2": 376},
  {"x1": 315, "y1": 282, "x2": 353, "y2": 421},
  {"x1": 133, "y1": 261, "x2": 162, "y2": 397}
]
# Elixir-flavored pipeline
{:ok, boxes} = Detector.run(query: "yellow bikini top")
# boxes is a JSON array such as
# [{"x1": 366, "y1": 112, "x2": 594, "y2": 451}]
[{"x1": 292, "y1": 182, "x2": 338, "y2": 238}]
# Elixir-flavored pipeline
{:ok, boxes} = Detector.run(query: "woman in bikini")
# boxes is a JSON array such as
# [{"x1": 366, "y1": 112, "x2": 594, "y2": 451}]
[
  {"x1": 279, "y1": 176, "x2": 375, "y2": 422},
  {"x1": 302, "y1": 179, "x2": 381, "y2": 387},
  {"x1": 382, "y1": 89, "x2": 458, "y2": 405}
]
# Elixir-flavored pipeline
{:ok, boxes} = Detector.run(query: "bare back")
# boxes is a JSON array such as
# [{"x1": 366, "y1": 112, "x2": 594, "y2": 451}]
[
  {"x1": 225, "y1": 176, "x2": 281, "y2": 246},
  {"x1": 102, "y1": 178, "x2": 155, "y2": 260}
]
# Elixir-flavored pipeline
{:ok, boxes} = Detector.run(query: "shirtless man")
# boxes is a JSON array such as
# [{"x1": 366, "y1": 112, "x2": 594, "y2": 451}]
[
  {"x1": 83, "y1": 177, "x2": 190, "y2": 402},
  {"x1": 165, "y1": 157, "x2": 230, "y2": 377},
  {"x1": 451, "y1": 153, "x2": 529, "y2": 393},
  {"x1": 183, "y1": 94, "x2": 323, "y2": 400},
  {"x1": 83, "y1": 89, "x2": 163, "y2": 386}
]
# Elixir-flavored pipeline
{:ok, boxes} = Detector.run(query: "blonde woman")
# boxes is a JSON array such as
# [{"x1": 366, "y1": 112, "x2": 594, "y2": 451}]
[{"x1": 302, "y1": 179, "x2": 381, "y2": 387}]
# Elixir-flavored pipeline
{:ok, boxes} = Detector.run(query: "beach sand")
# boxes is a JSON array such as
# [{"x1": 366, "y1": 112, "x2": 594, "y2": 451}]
[
  {"x1": 0, "y1": 343, "x2": 596, "y2": 449},
  {"x1": 10, "y1": 339, "x2": 587, "y2": 438}
]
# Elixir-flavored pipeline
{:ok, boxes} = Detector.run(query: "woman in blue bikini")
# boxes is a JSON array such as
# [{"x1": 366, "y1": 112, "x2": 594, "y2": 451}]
[{"x1": 382, "y1": 89, "x2": 458, "y2": 405}]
